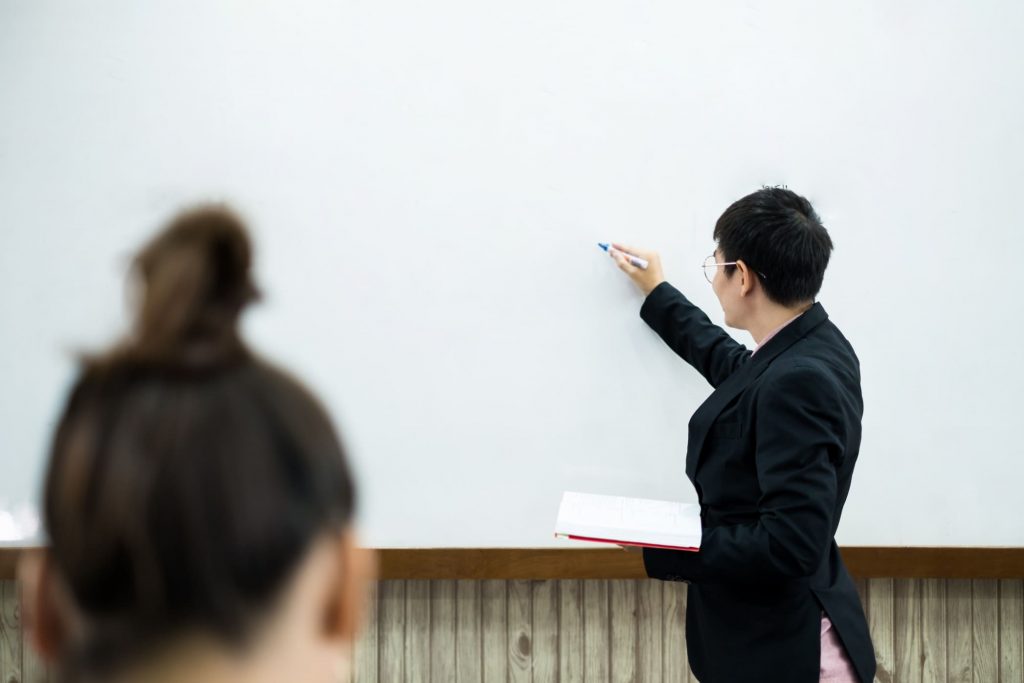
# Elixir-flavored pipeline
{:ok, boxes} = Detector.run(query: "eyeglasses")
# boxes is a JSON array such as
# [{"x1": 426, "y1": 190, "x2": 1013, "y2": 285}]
[{"x1": 702, "y1": 254, "x2": 768, "y2": 284}]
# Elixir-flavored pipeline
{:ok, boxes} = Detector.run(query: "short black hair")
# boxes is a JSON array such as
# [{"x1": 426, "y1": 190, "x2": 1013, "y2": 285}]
[{"x1": 713, "y1": 187, "x2": 833, "y2": 307}]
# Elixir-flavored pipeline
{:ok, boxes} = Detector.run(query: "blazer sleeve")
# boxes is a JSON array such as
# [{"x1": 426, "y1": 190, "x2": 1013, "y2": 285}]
[
  {"x1": 639, "y1": 282, "x2": 750, "y2": 388},
  {"x1": 643, "y1": 363, "x2": 842, "y2": 583}
]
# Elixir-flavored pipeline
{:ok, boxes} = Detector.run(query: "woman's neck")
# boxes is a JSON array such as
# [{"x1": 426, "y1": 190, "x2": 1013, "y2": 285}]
[
  {"x1": 747, "y1": 301, "x2": 814, "y2": 345},
  {"x1": 104, "y1": 636, "x2": 292, "y2": 683}
]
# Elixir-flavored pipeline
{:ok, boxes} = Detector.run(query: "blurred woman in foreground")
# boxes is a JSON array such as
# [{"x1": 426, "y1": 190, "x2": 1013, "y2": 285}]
[{"x1": 20, "y1": 206, "x2": 375, "y2": 683}]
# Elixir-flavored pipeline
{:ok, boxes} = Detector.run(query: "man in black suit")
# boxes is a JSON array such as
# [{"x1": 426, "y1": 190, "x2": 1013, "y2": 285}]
[{"x1": 608, "y1": 188, "x2": 875, "y2": 683}]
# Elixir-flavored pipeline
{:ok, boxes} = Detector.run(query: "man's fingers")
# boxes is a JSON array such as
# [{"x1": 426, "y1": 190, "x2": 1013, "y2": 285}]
[
  {"x1": 611, "y1": 243, "x2": 652, "y2": 259},
  {"x1": 610, "y1": 249, "x2": 636, "y2": 274}
]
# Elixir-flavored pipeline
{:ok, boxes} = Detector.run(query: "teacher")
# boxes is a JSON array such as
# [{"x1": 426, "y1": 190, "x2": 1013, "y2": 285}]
[{"x1": 610, "y1": 187, "x2": 875, "y2": 683}]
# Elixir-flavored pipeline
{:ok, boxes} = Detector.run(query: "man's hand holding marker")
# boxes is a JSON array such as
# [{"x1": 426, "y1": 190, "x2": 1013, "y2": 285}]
[{"x1": 599, "y1": 242, "x2": 666, "y2": 296}]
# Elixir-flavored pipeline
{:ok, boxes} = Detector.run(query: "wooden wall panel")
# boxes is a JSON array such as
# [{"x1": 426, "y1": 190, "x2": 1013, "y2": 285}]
[
  {"x1": 972, "y1": 580, "x2": 1000, "y2": 683},
  {"x1": 636, "y1": 579, "x2": 663, "y2": 683},
  {"x1": 480, "y1": 580, "x2": 507, "y2": 683},
  {"x1": 558, "y1": 580, "x2": 584, "y2": 683},
  {"x1": 354, "y1": 581, "x2": 379, "y2": 682},
  {"x1": 530, "y1": 580, "x2": 558, "y2": 683},
  {"x1": 429, "y1": 581, "x2": 457, "y2": 681},
  {"x1": 406, "y1": 580, "x2": 431, "y2": 683},
  {"x1": 921, "y1": 578, "x2": 948, "y2": 682},
  {"x1": 507, "y1": 580, "x2": 531, "y2": 683},
  {"x1": 380, "y1": 581, "x2": 406, "y2": 682},
  {"x1": 609, "y1": 580, "x2": 637, "y2": 683},
  {"x1": 894, "y1": 578, "x2": 922, "y2": 683},
  {"x1": 2, "y1": 579, "x2": 1023, "y2": 682},
  {"x1": 1000, "y1": 579, "x2": 1024, "y2": 683},
  {"x1": 582, "y1": 580, "x2": 610, "y2": 682},
  {"x1": 663, "y1": 581, "x2": 689, "y2": 683},
  {"x1": 947, "y1": 579, "x2": 974, "y2": 683},
  {"x1": 1, "y1": 581, "x2": 22, "y2": 683},
  {"x1": 455, "y1": 581, "x2": 482, "y2": 682},
  {"x1": 868, "y1": 577, "x2": 895, "y2": 683}
]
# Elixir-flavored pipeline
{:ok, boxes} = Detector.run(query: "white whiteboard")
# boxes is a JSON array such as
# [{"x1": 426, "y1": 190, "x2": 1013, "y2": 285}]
[{"x1": 1, "y1": 1, "x2": 1022, "y2": 547}]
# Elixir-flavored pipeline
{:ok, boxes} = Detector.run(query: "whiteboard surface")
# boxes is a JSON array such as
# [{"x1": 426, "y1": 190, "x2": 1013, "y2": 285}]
[{"x1": 1, "y1": 1, "x2": 1022, "y2": 546}]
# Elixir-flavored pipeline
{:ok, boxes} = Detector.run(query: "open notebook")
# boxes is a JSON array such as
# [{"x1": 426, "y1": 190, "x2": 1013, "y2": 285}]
[{"x1": 554, "y1": 491, "x2": 702, "y2": 551}]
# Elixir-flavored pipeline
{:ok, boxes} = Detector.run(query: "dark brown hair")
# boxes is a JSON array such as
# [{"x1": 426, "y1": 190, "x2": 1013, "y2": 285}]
[{"x1": 43, "y1": 205, "x2": 355, "y2": 677}]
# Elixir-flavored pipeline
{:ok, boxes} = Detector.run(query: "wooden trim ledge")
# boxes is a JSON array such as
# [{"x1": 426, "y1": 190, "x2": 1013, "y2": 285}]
[
  {"x1": 376, "y1": 547, "x2": 1024, "y2": 580},
  {"x1": 3, "y1": 547, "x2": 1022, "y2": 581}
]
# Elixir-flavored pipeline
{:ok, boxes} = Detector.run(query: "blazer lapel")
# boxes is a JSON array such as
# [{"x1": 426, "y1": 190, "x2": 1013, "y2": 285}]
[{"x1": 684, "y1": 303, "x2": 830, "y2": 480}]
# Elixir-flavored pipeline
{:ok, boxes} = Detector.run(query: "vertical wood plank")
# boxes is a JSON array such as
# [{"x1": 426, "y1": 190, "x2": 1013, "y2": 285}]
[
  {"x1": 379, "y1": 581, "x2": 406, "y2": 682},
  {"x1": 508, "y1": 579, "x2": 532, "y2": 683},
  {"x1": 18, "y1": 577, "x2": 49, "y2": 683},
  {"x1": 854, "y1": 575, "x2": 871, "y2": 683},
  {"x1": 559, "y1": 579, "x2": 585, "y2": 683},
  {"x1": 456, "y1": 580, "x2": 482, "y2": 682},
  {"x1": 481, "y1": 580, "x2": 508, "y2": 683},
  {"x1": 405, "y1": 580, "x2": 431, "y2": 683},
  {"x1": 22, "y1": 637, "x2": 48, "y2": 683},
  {"x1": 921, "y1": 578, "x2": 947, "y2": 683},
  {"x1": 636, "y1": 579, "x2": 663, "y2": 683},
  {"x1": 894, "y1": 578, "x2": 923, "y2": 683},
  {"x1": 868, "y1": 578, "x2": 895, "y2": 683},
  {"x1": 583, "y1": 580, "x2": 610, "y2": 683},
  {"x1": 663, "y1": 582, "x2": 687, "y2": 683},
  {"x1": 856, "y1": 578, "x2": 869, "y2": 617},
  {"x1": 507, "y1": 581, "x2": 532, "y2": 683},
  {"x1": 948, "y1": 579, "x2": 974, "y2": 683},
  {"x1": 972, "y1": 580, "x2": 999, "y2": 683},
  {"x1": 531, "y1": 580, "x2": 559, "y2": 683},
  {"x1": 610, "y1": 580, "x2": 637, "y2": 683},
  {"x1": 353, "y1": 582, "x2": 379, "y2": 683},
  {"x1": 1000, "y1": 580, "x2": 1023, "y2": 683},
  {"x1": 1, "y1": 581, "x2": 22, "y2": 683},
  {"x1": 431, "y1": 580, "x2": 457, "y2": 682}
]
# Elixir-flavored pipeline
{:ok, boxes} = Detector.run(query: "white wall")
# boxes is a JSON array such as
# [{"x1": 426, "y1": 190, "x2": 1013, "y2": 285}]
[{"x1": 1, "y1": 1, "x2": 1022, "y2": 546}]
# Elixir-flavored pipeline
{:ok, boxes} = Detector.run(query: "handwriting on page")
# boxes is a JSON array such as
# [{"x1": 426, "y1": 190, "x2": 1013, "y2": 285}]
[{"x1": 559, "y1": 492, "x2": 701, "y2": 536}]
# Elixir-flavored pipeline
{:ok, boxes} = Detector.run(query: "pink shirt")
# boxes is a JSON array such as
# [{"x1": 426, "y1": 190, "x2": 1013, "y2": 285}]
[
  {"x1": 751, "y1": 311, "x2": 805, "y2": 356},
  {"x1": 820, "y1": 615, "x2": 859, "y2": 681}
]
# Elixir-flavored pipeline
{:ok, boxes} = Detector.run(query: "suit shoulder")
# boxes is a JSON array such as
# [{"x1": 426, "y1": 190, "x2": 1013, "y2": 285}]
[
  {"x1": 763, "y1": 355, "x2": 830, "y2": 383},
  {"x1": 758, "y1": 356, "x2": 839, "y2": 405}
]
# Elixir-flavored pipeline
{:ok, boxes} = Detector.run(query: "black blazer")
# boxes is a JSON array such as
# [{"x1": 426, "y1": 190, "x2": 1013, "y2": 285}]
[{"x1": 638, "y1": 282, "x2": 875, "y2": 683}]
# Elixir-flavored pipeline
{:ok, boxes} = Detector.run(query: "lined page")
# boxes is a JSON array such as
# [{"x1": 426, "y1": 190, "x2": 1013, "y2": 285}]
[{"x1": 555, "y1": 491, "x2": 702, "y2": 550}]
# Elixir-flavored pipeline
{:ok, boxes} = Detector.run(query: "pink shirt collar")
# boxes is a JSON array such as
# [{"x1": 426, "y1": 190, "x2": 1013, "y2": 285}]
[{"x1": 751, "y1": 311, "x2": 807, "y2": 356}]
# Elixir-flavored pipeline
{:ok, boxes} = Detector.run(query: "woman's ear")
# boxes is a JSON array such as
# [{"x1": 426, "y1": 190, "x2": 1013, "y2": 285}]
[
  {"x1": 323, "y1": 529, "x2": 377, "y2": 645},
  {"x1": 735, "y1": 260, "x2": 755, "y2": 297},
  {"x1": 18, "y1": 550, "x2": 69, "y2": 662}
]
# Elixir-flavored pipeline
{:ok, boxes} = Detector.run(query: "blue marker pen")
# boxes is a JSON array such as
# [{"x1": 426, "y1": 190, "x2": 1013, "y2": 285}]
[{"x1": 598, "y1": 242, "x2": 649, "y2": 270}]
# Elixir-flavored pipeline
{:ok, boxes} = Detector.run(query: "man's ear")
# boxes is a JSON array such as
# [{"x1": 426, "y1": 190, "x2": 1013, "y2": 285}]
[
  {"x1": 323, "y1": 529, "x2": 377, "y2": 645},
  {"x1": 735, "y1": 260, "x2": 755, "y2": 297},
  {"x1": 18, "y1": 550, "x2": 70, "y2": 662}
]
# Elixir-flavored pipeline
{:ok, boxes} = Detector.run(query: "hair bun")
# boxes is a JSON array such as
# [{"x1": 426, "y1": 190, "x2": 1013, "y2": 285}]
[{"x1": 128, "y1": 204, "x2": 259, "y2": 367}]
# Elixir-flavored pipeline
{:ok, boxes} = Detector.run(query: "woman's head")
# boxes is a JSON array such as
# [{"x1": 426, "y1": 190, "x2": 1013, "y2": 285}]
[
  {"x1": 709, "y1": 187, "x2": 833, "y2": 327},
  {"x1": 22, "y1": 205, "x2": 373, "y2": 681}
]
